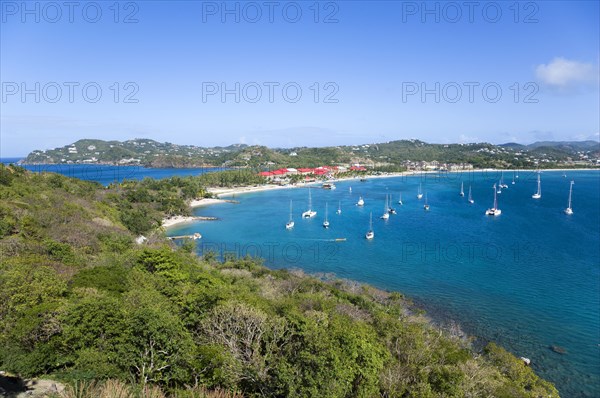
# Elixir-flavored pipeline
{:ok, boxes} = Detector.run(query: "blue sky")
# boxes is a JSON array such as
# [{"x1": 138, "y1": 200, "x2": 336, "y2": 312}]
[{"x1": 1, "y1": 0, "x2": 599, "y2": 156}]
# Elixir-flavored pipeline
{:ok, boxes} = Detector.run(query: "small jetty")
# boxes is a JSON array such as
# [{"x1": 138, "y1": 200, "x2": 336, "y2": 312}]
[{"x1": 168, "y1": 232, "x2": 202, "y2": 241}]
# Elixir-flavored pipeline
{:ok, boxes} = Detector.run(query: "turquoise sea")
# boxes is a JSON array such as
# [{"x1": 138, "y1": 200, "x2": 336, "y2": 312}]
[{"x1": 168, "y1": 170, "x2": 600, "y2": 398}]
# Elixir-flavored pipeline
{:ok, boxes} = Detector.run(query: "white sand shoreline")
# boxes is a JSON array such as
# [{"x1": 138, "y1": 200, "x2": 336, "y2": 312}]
[{"x1": 162, "y1": 216, "x2": 200, "y2": 228}]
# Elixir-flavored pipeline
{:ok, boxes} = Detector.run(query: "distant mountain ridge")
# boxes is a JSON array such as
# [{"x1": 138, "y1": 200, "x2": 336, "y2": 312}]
[
  {"x1": 22, "y1": 138, "x2": 600, "y2": 169},
  {"x1": 500, "y1": 140, "x2": 599, "y2": 151}
]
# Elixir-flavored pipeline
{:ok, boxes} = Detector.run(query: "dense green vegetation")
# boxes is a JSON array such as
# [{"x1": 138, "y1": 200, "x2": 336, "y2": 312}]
[
  {"x1": 23, "y1": 138, "x2": 599, "y2": 171},
  {"x1": 0, "y1": 165, "x2": 560, "y2": 397}
]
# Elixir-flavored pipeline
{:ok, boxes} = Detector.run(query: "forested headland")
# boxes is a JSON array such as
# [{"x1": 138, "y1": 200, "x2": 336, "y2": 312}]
[{"x1": 0, "y1": 165, "x2": 559, "y2": 397}]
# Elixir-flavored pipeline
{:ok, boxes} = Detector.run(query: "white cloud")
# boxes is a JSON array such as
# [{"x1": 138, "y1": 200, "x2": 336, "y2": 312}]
[{"x1": 535, "y1": 57, "x2": 598, "y2": 89}]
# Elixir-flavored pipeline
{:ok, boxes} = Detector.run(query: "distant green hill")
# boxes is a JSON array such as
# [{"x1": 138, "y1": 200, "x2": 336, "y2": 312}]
[{"x1": 22, "y1": 138, "x2": 600, "y2": 170}]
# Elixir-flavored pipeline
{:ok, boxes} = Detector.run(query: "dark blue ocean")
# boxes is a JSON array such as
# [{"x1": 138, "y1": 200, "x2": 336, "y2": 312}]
[
  {"x1": 169, "y1": 170, "x2": 600, "y2": 398},
  {"x1": 0, "y1": 158, "x2": 223, "y2": 185}
]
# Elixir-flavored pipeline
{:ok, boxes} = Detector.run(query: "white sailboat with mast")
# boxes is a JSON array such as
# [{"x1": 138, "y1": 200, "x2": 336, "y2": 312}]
[
  {"x1": 468, "y1": 185, "x2": 474, "y2": 204},
  {"x1": 485, "y1": 184, "x2": 501, "y2": 216},
  {"x1": 459, "y1": 181, "x2": 464, "y2": 197},
  {"x1": 423, "y1": 192, "x2": 430, "y2": 211},
  {"x1": 398, "y1": 193, "x2": 403, "y2": 205},
  {"x1": 381, "y1": 195, "x2": 390, "y2": 219},
  {"x1": 323, "y1": 202, "x2": 330, "y2": 228},
  {"x1": 336, "y1": 200, "x2": 342, "y2": 215},
  {"x1": 532, "y1": 172, "x2": 542, "y2": 199},
  {"x1": 417, "y1": 183, "x2": 423, "y2": 199},
  {"x1": 564, "y1": 180, "x2": 574, "y2": 215},
  {"x1": 302, "y1": 188, "x2": 317, "y2": 218},
  {"x1": 500, "y1": 171, "x2": 508, "y2": 188},
  {"x1": 387, "y1": 194, "x2": 396, "y2": 214},
  {"x1": 356, "y1": 196, "x2": 364, "y2": 206},
  {"x1": 365, "y1": 212, "x2": 374, "y2": 240},
  {"x1": 285, "y1": 200, "x2": 295, "y2": 229}
]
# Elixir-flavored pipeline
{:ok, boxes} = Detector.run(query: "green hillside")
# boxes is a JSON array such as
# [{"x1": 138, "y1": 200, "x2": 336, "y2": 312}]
[
  {"x1": 0, "y1": 165, "x2": 560, "y2": 397},
  {"x1": 22, "y1": 138, "x2": 600, "y2": 170}
]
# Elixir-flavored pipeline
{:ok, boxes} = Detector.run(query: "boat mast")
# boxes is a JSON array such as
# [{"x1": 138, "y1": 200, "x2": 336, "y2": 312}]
[{"x1": 567, "y1": 181, "x2": 573, "y2": 209}]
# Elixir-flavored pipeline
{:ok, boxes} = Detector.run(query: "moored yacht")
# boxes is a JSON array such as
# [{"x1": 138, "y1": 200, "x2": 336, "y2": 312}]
[
  {"x1": 365, "y1": 212, "x2": 374, "y2": 240},
  {"x1": 485, "y1": 184, "x2": 501, "y2": 216},
  {"x1": 285, "y1": 200, "x2": 295, "y2": 229},
  {"x1": 323, "y1": 202, "x2": 330, "y2": 228},
  {"x1": 564, "y1": 180, "x2": 574, "y2": 215},
  {"x1": 302, "y1": 188, "x2": 317, "y2": 218},
  {"x1": 532, "y1": 172, "x2": 542, "y2": 199}
]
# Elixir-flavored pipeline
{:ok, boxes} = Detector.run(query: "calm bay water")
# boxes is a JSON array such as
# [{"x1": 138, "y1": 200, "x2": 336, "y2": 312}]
[
  {"x1": 4, "y1": 158, "x2": 598, "y2": 396},
  {"x1": 0, "y1": 158, "x2": 223, "y2": 185},
  {"x1": 169, "y1": 170, "x2": 600, "y2": 397}
]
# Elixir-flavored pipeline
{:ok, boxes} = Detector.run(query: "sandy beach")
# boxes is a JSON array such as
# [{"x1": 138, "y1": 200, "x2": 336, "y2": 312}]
[
  {"x1": 208, "y1": 171, "x2": 424, "y2": 198},
  {"x1": 162, "y1": 215, "x2": 201, "y2": 228},
  {"x1": 189, "y1": 198, "x2": 230, "y2": 207}
]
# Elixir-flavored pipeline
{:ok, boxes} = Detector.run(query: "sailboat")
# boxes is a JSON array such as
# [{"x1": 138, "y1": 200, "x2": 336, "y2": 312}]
[
  {"x1": 285, "y1": 200, "x2": 295, "y2": 229},
  {"x1": 497, "y1": 181, "x2": 502, "y2": 194},
  {"x1": 485, "y1": 184, "x2": 501, "y2": 216},
  {"x1": 336, "y1": 200, "x2": 342, "y2": 215},
  {"x1": 511, "y1": 171, "x2": 516, "y2": 185},
  {"x1": 356, "y1": 196, "x2": 364, "y2": 206},
  {"x1": 423, "y1": 192, "x2": 430, "y2": 211},
  {"x1": 564, "y1": 180, "x2": 574, "y2": 215},
  {"x1": 500, "y1": 171, "x2": 508, "y2": 188},
  {"x1": 323, "y1": 202, "x2": 330, "y2": 228},
  {"x1": 459, "y1": 181, "x2": 465, "y2": 197},
  {"x1": 515, "y1": 170, "x2": 519, "y2": 179},
  {"x1": 302, "y1": 188, "x2": 317, "y2": 218},
  {"x1": 417, "y1": 183, "x2": 423, "y2": 199},
  {"x1": 387, "y1": 194, "x2": 396, "y2": 214},
  {"x1": 468, "y1": 185, "x2": 474, "y2": 204},
  {"x1": 532, "y1": 172, "x2": 541, "y2": 199},
  {"x1": 398, "y1": 193, "x2": 403, "y2": 205},
  {"x1": 365, "y1": 212, "x2": 374, "y2": 240},
  {"x1": 381, "y1": 195, "x2": 390, "y2": 219},
  {"x1": 349, "y1": 186, "x2": 352, "y2": 193}
]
